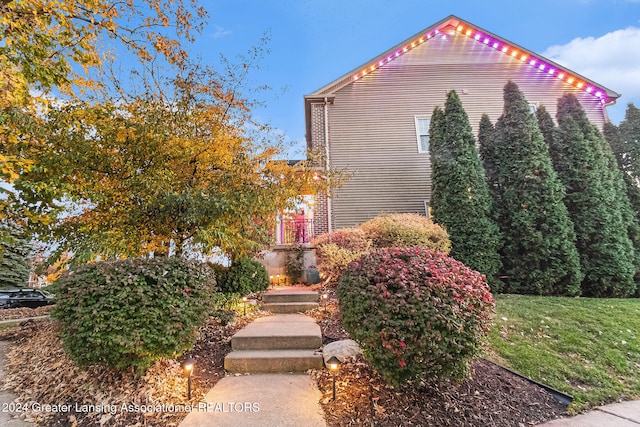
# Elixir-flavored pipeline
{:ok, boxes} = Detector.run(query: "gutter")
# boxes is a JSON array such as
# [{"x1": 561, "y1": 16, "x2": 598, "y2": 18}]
[{"x1": 324, "y1": 97, "x2": 333, "y2": 233}]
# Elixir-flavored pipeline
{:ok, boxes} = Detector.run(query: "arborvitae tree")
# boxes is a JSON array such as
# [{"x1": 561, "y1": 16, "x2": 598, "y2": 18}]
[
  {"x1": 610, "y1": 104, "x2": 640, "y2": 183},
  {"x1": 429, "y1": 91, "x2": 502, "y2": 289},
  {"x1": 546, "y1": 94, "x2": 636, "y2": 297},
  {"x1": 478, "y1": 114, "x2": 499, "y2": 199},
  {"x1": 490, "y1": 81, "x2": 582, "y2": 296},
  {"x1": 604, "y1": 122, "x2": 640, "y2": 215},
  {"x1": 0, "y1": 221, "x2": 32, "y2": 288},
  {"x1": 604, "y1": 115, "x2": 640, "y2": 296}
]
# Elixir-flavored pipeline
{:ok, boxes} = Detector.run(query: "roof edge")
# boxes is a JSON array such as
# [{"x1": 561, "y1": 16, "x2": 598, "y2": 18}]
[{"x1": 304, "y1": 15, "x2": 620, "y2": 103}]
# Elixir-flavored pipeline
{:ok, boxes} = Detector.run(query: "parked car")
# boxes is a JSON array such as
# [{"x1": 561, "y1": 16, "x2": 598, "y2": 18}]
[{"x1": 0, "y1": 288, "x2": 56, "y2": 309}]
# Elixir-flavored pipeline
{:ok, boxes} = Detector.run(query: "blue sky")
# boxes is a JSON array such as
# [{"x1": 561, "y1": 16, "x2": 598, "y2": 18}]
[{"x1": 188, "y1": 0, "x2": 640, "y2": 157}]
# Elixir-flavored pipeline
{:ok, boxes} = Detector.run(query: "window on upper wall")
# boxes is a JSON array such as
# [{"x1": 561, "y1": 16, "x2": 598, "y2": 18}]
[{"x1": 414, "y1": 116, "x2": 430, "y2": 153}]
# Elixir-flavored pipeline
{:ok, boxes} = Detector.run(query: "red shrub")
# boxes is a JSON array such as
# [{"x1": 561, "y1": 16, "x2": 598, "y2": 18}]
[{"x1": 338, "y1": 247, "x2": 494, "y2": 386}]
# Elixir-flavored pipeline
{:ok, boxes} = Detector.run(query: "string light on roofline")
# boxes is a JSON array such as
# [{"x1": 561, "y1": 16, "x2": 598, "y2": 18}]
[{"x1": 349, "y1": 21, "x2": 609, "y2": 101}]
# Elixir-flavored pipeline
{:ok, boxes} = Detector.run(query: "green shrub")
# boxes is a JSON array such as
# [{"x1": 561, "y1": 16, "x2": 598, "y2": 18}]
[
  {"x1": 338, "y1": 247, "x2": 494, "y2": 386},
  {"x1": 311, "y1": 228, "x2": 371, "y2": 281},
  {"x1": 359, "y1": 213, "x2": 451, "y2": 253},
  {"x1": 209, "y1": 262, "x2": 229, "y2": 290},
  {"x1": 221, "y1": 257, "x2": 269, "y2": 294},
  {"x1": 210, "y1": 292, "x2": 242, "y2": 325},
  {"x1": 51, "y1": 257, "x2": 216, "y2": 373}
]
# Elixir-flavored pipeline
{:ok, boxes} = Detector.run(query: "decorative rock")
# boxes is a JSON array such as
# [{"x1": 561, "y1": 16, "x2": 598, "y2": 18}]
[{"x1": 322, "y1": 339, "x2": 361, "y2": 364}]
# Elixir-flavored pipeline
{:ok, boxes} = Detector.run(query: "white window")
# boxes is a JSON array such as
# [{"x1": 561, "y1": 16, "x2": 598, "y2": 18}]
[
  {"x1": 529, "y1": 103, "x2": 538, "y2": 114},
  {"x1": 414, "y1": 116, "x2": 430, "y2": 153}
]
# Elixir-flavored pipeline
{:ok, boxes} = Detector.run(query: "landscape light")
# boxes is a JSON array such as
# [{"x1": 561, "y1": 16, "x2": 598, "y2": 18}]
[
  {"x1": 181, "y1": 357, "x2": 196, "y2": 400},
  {"x1": 326, "y1": 356, "x2": 341, "y2": 401}
]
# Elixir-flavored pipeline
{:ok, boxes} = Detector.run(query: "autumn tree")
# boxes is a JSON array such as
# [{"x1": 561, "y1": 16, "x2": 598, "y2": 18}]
[
  {"x1": 429, "y1": 91, "x2": 502, "y2": 289},
  {"x1": 14, "y1": 57, "x2": 331, "y2": 263},
  {"x1": 3, "y1": 2, "x2": 333, "y2": 263},
  {"x1": 1, "y1": 0, "x2": 207, "y2": 217},
  {"x1": 539, "y1": 97, "x2": 636, "y2": 297},
  {"x1": 489, "y1": 81, "x2": 582, "y2": 296}
]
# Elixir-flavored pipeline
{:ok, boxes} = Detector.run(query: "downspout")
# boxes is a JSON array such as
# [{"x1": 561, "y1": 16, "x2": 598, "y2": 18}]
[{"x1": 324, "y1": 97, "x2": 333, "y2": 233}]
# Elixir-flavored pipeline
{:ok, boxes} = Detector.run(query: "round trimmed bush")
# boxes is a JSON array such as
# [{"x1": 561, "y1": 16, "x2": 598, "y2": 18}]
[
  {"x1": 51, "y1": 257, "x2": 216, "y2": 373},
  {"x1": 311, "y1": 228, "x2": 371, "y2": 282},
  {"x1": 359, "y1": 213, "x2": 451, "y2": 253},
  {"x1": 221, "y1": 257, "x2": 269, "y2": 294},
  {"x1": 338, "y1": 247, "x2": 494, "y2": 386}
]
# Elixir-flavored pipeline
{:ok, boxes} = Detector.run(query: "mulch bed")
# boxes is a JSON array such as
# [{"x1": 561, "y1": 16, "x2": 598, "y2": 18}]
[
  {"x1": 0, "y1": 310, "x2": 267, "y2": 426},
  {"x1": 0, "y1": 290, "x2": 569, "y2": 426},
  {"x1": 0, "y1": 305, "x2": 53, "y2": 321},
  {"x1": 307, "y1": 288, "x2": 568, "y2": 426}
]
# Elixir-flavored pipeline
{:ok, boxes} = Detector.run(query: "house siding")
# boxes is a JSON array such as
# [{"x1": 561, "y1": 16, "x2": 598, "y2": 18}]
[{"x1": 317, "y1": 29, "x2": 608, "y2": 230}]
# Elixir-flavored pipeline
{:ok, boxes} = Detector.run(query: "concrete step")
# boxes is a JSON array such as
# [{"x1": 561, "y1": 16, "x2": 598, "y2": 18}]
[
  {"x1": 263, "y1": 302, "x2": 319, "y2": 313},
  {"x1": 231, "y1": 316, "x2": 322, "y2": 351},
  {"x1": 224, "y1": 350, "x2": 324, "y2": 373},
  {"x1": 262, "y1": 290, "x2": 319, "y2": 304}
]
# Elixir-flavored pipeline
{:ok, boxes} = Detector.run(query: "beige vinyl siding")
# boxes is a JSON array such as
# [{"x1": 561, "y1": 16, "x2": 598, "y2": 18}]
[{"x1": 326, "y1": 29, "x2": 608, "y2": 230}]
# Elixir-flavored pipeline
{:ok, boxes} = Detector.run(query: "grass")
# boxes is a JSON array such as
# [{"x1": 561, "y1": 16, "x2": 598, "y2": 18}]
[{"x1": 485, "y1": 294, "x2": 640, "y2": 413}]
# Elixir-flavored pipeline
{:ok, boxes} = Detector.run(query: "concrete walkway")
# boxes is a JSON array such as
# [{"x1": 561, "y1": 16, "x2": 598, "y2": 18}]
[
  {"x1": 539, "y1": 401, "x2": 640, "y2": 426},
  {"x1": 0, "y1": 342, "x2": 33, "y2": 426},
  {"x1": 179, "y1": 374, "x2": 326, "y2": 427},
  {"x1": 180, "y1": 289, "x2": 326, "y2": 426}
]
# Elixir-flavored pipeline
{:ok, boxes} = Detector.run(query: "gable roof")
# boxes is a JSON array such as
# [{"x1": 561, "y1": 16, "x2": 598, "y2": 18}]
[{"x1": 305, "y1": 15, "x2": 620, "y2": 105}]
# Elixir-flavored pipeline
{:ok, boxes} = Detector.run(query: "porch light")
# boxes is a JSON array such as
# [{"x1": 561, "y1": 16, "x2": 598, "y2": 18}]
[
  {"x1": 326, "y1": 356, "x2": 341, "y2": 401},
  {"x1": 181, "y1": 357, "x2": 196, "y2": 400}
]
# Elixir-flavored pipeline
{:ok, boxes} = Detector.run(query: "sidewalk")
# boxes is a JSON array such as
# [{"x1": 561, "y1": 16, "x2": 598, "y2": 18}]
[
  {"x1": 539, "y1": 400, "x2": 640, "y2": 426},
  {"x1": 0, "y1": 342, "x2": 33, "y2": 426}
]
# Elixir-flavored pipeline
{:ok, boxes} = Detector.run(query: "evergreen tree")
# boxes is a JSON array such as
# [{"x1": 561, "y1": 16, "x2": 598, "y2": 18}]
[
  {"x1": 490, "y1": 81, "x2": 582, "y2": 296},
  {"x1": 610, "y1": 104, "x2": 640, "y2": 183},
  {"x1": 604, "y1": 122, "x2": 640, "y2": 216},
  {"x1": 478, "y1": 114, "x2": 499, "y2": 199},
  {"x1": 605, "y1": 120, "x2": 640, "y2": 297},
  {"x1": 547, "y1": 94, "x2": 636, "y2": 297},
  {"x1": 429, "y1": 91, "x2": 502, "y2": 289},
  {"x1": 0, "y1": 220, "x2": 32, "y2": 288}
]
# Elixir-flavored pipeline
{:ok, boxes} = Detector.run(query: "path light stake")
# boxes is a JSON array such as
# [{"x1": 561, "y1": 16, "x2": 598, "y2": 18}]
[
  {"x1": 242, "y1": 296, "x2": 248, "y2": 316},
  {"x1": 326, "y1": 356, "x2": 341, "y2": 401},
  {"x1": 181, "y1": 357, "x2": 195, "y2": 400},
  {"x1": 322, "y1": 293, "x2": 328, "y2": 313}
]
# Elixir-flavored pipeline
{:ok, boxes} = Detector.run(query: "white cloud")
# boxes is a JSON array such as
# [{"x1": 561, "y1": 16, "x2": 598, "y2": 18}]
[
  {"x1": 210, "y1": 25, "x2": 232, "y2": 39},
  {"x1": 542, "y1": 27, "x2": 640, "y2": 122}
]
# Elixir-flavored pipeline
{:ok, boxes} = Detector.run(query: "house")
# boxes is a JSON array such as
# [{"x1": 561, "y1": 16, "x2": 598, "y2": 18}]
[{"x1": 304, "y1": 15, "x2": 621, "y2": 234}]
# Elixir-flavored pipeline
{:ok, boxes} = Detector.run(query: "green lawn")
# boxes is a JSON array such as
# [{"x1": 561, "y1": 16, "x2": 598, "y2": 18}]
[{"x1": 486, "y1": 294, "x2": 640, "y2": 413}]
